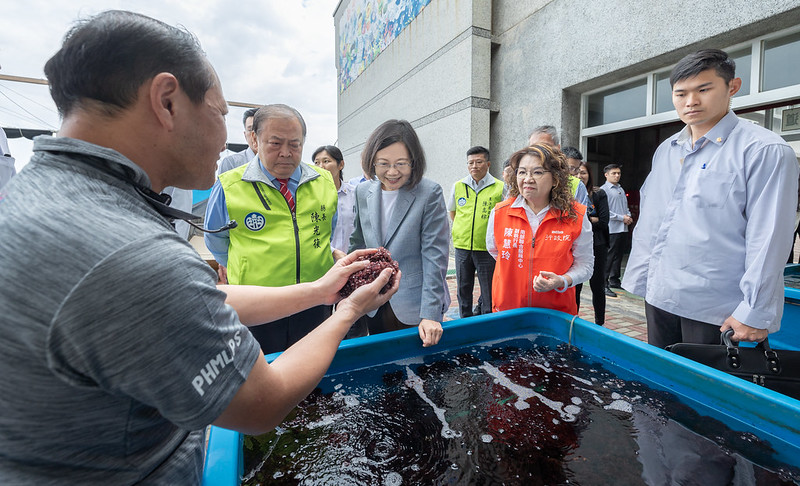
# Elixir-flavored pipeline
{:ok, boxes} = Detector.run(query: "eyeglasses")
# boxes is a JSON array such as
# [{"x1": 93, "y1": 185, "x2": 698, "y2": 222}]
[
  {"x1": 568, "y1": 165, "x2": 580, "y2": 174},
  {"x1": 517, "y1": 168, "x2": 550, "y2": 179},
  {"x1": 375, "y1": 161, "x2": 412, "y2": 171}
]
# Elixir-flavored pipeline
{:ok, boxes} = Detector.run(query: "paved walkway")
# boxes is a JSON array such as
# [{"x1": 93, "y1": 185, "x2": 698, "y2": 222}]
[{"x1": 442, "y1": 255, "x2": 649, "y2": 343}]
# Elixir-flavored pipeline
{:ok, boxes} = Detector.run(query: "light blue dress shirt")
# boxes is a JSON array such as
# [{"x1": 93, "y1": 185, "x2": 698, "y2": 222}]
[
  {"x1": 572, "y1": 177, "x2": 591, "y2": 208},
  {"x1": 622, "y1": 110, "x2": 799, "y2": 331},
  {"x1": 600, "y1": 181, "x2": 630, "y2": 234},
  {"x1": 204, "y1": 161, "x2": 336, "y2": 266}
]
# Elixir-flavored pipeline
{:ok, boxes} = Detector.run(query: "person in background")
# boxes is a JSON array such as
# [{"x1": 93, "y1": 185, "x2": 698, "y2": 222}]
[
  {"x1": 349, "y1": 119, "x2": 450, "y2": 347},
  {"x1": 0, "y1": 128, "x2": 15, "y2": 189},
  {"x1": 447, "y1": 145, "x2": 504, "y2": 318},
  {"x1": 528, "y1": 125, "x2": 590, "y2": 207},
  {"x1": 623, "y1": 48, "x2": 799, "y2": 347},
  {"x1": 600, "y1": 163, "x2": 632, "y2": 297},
  {"x1": 578, "y1": 161, "x2": 610, "y2": 326},
  {"x1": 561, "y1": 146, "x2": 588, "y2": 311},
  {"x1": 0, "y1": 10, "x2": 397, "y2": 483},
  {"x1": 162, "y1": 186, "x2": 194, "y2": 240},
  {"x1": 218, "y1": 107, "x2": 259, "y2": 174},
  {"x1": 204, "y1": 104, "x2": 340, "y2": 354},
  {"x1": 501, "y1": 158, "x2": 513, "y2": 199},
  {"x1": 487, "y1": 144, "x2": 593, "y2": 314},
  {"x1": 313, "y1": 145, "x2": 357, "y2": 254}
]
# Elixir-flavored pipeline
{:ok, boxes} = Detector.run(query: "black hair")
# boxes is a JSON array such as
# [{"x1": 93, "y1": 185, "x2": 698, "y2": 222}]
[
  {"x1": 670, "y1": 49, "x2": 736, "y2": 87},
  {"x1": 361, "y1": 120, "x2": 426, "y2": 189},
  {"x1": 561, "y1": 146, "x2": 583, "y2": 160},
  {"x1": 44, "y1": 10, "x2": 215, "y2": 117},
  {"x1": 579, "y1": 161, "x2": 594, "y2": 190},
  {"x1": 466, "y1": 145, "x2": 489, "y2": 159},
  {"x1": 603, "y1": 163, "x2": 622, "y2": 173},
  {"x1": 243, "y1": 107, "x2": 259, "y2": 127},
  {"x1": 312, "y1": 145, "x2": 345, "y2": 183}
]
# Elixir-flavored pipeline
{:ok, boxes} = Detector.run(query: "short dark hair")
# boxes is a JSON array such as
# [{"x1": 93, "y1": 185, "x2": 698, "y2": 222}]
[
  {"x1": 252, "y1": 104, "x2": 307, "y2": 140},
  {"x1": 561, "y1": 146, "x2": 583, "y2": 160},
  {"x1": 44, "y1": 10, "x2": 215, "y2": 117},
  {"x1": 361, "y1": 120, "x2": 426, "y2": 189},
  {"x1": 670, "y1": 49, "x2": 736, "y2": 87},
  {"x1": 603, "y1": 163, "x2": 622, "y2": 173},
  {"x1": 243, "y1": 107, "x2": 259, "y2": 127},
  {"x1": 311, "y1": 145, "x2": 345, "y2": 182},
  {"x1": 466, "y1": 145, "x2": 489, "y2": 159}
]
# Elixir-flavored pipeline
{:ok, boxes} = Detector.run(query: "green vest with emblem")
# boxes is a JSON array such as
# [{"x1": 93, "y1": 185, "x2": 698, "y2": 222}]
[
  {"x1": 452, "y1": 179, "x2": 504, "y2": 251},
  {"x1": 219, "y1": 162, "x2": 337, "y2": 287}
]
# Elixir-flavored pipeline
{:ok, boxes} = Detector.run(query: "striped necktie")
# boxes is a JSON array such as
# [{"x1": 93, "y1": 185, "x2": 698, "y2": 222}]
[{"x1": 277, "y1": 178, "x2": 295, "y2": 212}]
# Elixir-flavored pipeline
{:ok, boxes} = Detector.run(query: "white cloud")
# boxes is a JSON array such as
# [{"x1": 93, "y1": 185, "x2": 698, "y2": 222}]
[{"x1": 0, "y1": 0, "x2": 340, "y2": 170}]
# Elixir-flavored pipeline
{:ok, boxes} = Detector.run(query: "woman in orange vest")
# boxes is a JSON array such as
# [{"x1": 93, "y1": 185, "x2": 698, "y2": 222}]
[{"x1": 486, "y1": 144, "x2": 594, "y2": 314}]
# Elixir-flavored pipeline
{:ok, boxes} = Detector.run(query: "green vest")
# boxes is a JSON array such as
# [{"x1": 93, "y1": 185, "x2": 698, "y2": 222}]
[
  {"x1": 451, "y1": 179, "x2": 504, "y2": 251},
  {"x1": 219, "y1": 163, "x2": 337, "y2": 287},
  {"x1": 569, "y1": 175, "x2": 580, "y2": 196}
]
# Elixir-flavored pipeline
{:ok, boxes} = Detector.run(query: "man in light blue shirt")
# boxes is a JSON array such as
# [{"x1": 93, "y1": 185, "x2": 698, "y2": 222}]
[
  {"x1": 217, "y1": 107, "x2": 259, "y2": 175},
  {"x1": 600, "y1": 163, "x2": 632, "y2": 296},
  {"x1": 623, "y1": 49, "x2": 799, "y2": 348}
]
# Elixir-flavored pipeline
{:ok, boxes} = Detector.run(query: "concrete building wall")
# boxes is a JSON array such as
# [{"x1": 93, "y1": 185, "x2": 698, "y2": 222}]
[
  {"x1": 335, "y1": 0, "x2": 493, "y2": 187},
  {"x1": 335, "y1": 0, "x2": 800, "y2": 188},
  {"x1": 491, "y1": 0, "x2": 800, "y2": 161}
]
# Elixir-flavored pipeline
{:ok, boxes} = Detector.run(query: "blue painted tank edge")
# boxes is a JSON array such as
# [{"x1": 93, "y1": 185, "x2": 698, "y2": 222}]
[{"x1": 203, "y1": 308, "x2": 800, "y2": 485}]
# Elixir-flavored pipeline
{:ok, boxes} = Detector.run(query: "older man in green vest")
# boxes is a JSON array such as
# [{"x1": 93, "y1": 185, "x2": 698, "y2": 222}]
[
  {"x1": 447, "y1": 146, "x2": 505, "y2": 317},
  {"x1": 205, "y1": 104, "x2": 339, "y2": 354}
]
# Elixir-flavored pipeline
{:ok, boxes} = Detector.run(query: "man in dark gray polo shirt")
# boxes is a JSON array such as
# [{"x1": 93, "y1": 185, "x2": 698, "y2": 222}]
[{"x1": 0, "y1": 10, "x2": 396, "y2": 484}]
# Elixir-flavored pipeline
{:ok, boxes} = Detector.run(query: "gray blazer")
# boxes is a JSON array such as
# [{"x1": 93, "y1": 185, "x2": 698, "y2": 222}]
[{"x1": 349, "y1": 177, "x2": 451, "y2": 325}]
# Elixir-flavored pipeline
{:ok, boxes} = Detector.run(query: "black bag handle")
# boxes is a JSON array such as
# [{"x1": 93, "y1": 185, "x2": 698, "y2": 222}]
[{"x1": 721, "y1": 329, "x2": 781, "y2": 374}]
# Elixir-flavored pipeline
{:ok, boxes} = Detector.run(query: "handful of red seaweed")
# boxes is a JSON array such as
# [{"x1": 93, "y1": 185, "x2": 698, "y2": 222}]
[{"x1": 339, "y1": 247, "x2": 399, "y2": 297}]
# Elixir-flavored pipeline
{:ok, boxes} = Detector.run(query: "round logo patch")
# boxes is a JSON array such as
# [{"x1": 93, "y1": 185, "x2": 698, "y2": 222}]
[
  {"x1": 244, "y1": 212, "x2": 266, "y2": 231},
  {"x1": 457, "y1": 197, "x2": 467, "y2": 207}
]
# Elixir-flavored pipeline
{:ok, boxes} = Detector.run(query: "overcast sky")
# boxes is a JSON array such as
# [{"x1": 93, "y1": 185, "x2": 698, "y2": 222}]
[{"x1": 0, "y1": 0, "x2": 341, "y2": 171}]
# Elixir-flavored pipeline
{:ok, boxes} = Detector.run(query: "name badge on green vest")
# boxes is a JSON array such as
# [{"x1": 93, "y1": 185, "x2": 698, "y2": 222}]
[
  {"x1": 457, "y1": 197, "x2": 467, "y2": 207},
  {"x1": 244, "y1": 212, "x2": 266, "y2": 231}
]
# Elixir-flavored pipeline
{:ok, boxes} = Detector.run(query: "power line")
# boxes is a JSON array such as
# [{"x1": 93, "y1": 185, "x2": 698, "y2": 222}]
[{"x1": 0, "y1": 88, "x2": 58, "y2": 130}]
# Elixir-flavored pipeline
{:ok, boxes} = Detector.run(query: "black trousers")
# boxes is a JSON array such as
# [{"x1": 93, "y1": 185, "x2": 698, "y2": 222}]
[
  {"x1": 345, "y1": 301, "x2": 410, "y2": 340},
  {"x1": 576, "y1": 243, "x2": 608, "y2": 324},
  {"x1": 606, "y1": 232, "x2": 627, "y2": 285},
  {"x1": 644, "y1": 302, "x2": 722, "y2": 349},
  {"x1": 249, "y1": 304, "x2": 332, "y2": 355},
  {"x1": 455, "y1": 248, "x2": 495, "y2": 317}
]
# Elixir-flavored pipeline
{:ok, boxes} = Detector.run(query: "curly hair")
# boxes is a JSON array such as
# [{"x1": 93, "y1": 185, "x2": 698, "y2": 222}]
[{"x1": 507, "y1": 144, "x2": 577, "y2": 221}]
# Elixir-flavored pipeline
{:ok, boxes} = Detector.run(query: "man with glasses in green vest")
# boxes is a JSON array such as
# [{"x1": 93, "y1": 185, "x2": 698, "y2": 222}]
[
  {"x1": 205, "y1": 104, "x2": 340, "y2": 354},
  {"x1": 447, "y1": 146, "x2": 505, "y2": 317}
]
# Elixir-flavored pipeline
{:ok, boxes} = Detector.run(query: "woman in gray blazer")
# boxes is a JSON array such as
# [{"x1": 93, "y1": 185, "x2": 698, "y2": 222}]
[{"x1": 349, "y1": 120, "x2": 451, "y2": 347}]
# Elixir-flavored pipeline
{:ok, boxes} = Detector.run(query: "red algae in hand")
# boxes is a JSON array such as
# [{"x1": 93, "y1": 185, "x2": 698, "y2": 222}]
[{"x1": 339, "y1": 247, "x2": 399, "y2": 297}]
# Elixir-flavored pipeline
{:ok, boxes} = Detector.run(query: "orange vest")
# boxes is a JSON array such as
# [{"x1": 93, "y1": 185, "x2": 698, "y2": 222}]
[{"x1": 491, "y1": 200, "x2": 585, "y2": 314}]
